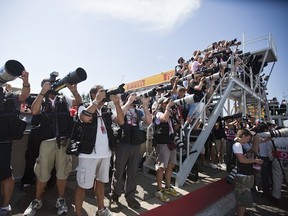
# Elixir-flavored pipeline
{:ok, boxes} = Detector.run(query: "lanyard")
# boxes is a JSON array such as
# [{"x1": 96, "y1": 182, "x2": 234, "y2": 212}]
[{"x1": 95, "y1": 109, "x2": 106, "y2": 134}]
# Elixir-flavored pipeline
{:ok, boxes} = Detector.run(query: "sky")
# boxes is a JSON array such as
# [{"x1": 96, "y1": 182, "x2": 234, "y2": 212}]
[{"x1": 1, "y1": 0, "x2": 288, "y2": 101}]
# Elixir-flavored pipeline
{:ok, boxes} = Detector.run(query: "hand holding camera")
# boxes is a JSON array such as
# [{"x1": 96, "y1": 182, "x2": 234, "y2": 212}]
[
  {"x1": 110, "y1": 94, "x2": 121, "y2": 106},
  {"x1": 66, "y1": 83, "x2": 78, "y2": 94},
  {"x1": 41, "y1": 82, "x2": 52, "y2": 95},
  {"x1": 127, "y1": 94, "x2": 137, "y2": 105},
  {"x1": 94, "y1": 89, "x2": 106, "y2": 104},
  {"x1": 19, "y1": 70, "x2": 29, "y2": 85}
]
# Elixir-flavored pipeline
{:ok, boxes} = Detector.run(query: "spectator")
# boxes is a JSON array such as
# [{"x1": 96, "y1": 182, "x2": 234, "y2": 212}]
[
  {"x1": 211, "y1": 121, "x2": 227, "y2": 169},
  {"x1": 233, "y1": 128, "x2": 263, "y2": 216},
  {"x1": 3, "y1": 83, "x2": 12, "y2": 92},
  {"x1": 74, "y1": 85, "x2": 124, "y2": 216},
  {"x1": 23, "y1": 81, "x2": 82, "y2": 216},
  {"x1": 269, "y1": 97, "x2": 279, "y2": 116},
  {"x1": 110, "y1": 93, "x2": 152, "y2": 209},
  {"x1": 252, "y1": 123, "x2": 272, "y2": 200},
  {"x1": 186, "y1": 74, "x2": 207, "y2": 128},
  {"x1": 267, "y1": 134, "x2": 288, "y2": 205},
  {"x1": 153, "y1": 97, "x2": 180, "y2": 203},
  {"x1": 278, "y1": 100, "x2": 287, "y2": 115},
  {"x1": 191, "y1": 51, "x2": 204, "y2": 74},
  {"x1": 175, "y1": 57, "x2": 190, "y2": 78},
  {"x1": 0, "y1": 70, "x2": 30, "y2": 216},
  {"x1": 225, "y1": 119, "x2": 237, "y2": 171}
]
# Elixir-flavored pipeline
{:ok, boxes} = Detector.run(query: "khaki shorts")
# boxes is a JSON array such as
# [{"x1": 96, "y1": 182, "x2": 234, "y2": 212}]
[
  {"x1": 234, "y1": 175, "x2": 254, "y2": 208},
  {"x1": 155, "y1": 144, "x2": 176, "y2": 170},
  {"x1": 34, "y1": 139, "x2": 72, "y2": 182},
  {"x1": 76, "y1": 157, "x2": 111, "y2": 189}
]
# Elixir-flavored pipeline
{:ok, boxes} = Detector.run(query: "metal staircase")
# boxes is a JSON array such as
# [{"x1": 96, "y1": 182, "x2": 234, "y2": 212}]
[{"x1": 143, "y1": 33, "x2": 278, "y2": 187}]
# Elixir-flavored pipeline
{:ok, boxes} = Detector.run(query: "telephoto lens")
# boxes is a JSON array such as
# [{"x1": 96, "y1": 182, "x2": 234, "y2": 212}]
[
  {"x1": 257, "y1": 128, "x2": 288, "y2": 138},
  {"x1": 174, "y1": 135, "x2": 184, "y2": 149},
  {"x1": 226, "y1": 166, "x2": 237, "y2": 184},
  {"x1": 173, "y1": 94, "x2": 195, "y2": 106}
]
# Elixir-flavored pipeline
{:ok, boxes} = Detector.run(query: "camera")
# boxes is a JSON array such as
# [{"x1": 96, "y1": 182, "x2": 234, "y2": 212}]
[
  {"x1": 199, "y1": 62, "x2": 228, "y2": 75},
  {"x1": 226, "y1": 38, "x2": 241, "y2": 47},
  {"x1": 204, "y1": 71, "x2": 222, "y2": 81},
  {"x1": 257, "y1": 128, "x2": 288, "y2": 139},
  {"x1": 103, "y1": 83, "x2": 125, "y2": 102},
  {"x1": 51, "y1": 68, "x2": 87, "y2": 92},
  {"x1": 138, "y1": 88, "x2": 157, "y2": 98},
  {"x1": 174, "y1": 135, "x2": 184, "y2": 149},
  {"x1": 173, "y1": 94, "x2": 196, "y2": 106},
  {"x1": 226, "y1": 166, "x2": 237, "y2": 184},
  {"x1": 0, "y1": 60, "x2": 25, "y2": 86}
]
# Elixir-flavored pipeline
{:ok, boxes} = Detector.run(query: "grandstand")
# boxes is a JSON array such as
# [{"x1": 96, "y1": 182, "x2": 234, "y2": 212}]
[{"x1": 131, "y1": 33, "x2": 283, "y2": 187}]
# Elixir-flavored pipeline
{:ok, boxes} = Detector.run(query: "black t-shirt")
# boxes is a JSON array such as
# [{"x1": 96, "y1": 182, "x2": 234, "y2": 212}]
[{"x1": 187, "y1": 81, "x2": 205, "y2": 102}]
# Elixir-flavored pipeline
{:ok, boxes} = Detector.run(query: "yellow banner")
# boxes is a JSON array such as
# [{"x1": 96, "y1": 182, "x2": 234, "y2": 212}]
[{"x1": 124, "y1": 69, "x2": 175, "y2": 91}]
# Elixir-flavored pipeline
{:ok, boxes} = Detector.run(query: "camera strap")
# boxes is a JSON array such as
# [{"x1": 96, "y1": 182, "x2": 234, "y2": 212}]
[
  {"x1": 95, "y1": 109, "x2": 106, "y2": 134},
  {"x1": 54, "y1": 98, "x2": 61, "y2": 147}
]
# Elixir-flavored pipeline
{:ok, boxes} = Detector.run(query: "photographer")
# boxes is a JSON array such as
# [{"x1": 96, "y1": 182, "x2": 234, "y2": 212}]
[
  {"x1": 0, "y1": 70, "x2": 30, "y2": 216},
  {"x1": 110, "y1": 93, "x2": 152, "y2": 209},
  {"x1": 23, "y1": 80, "x2": 82, "y2": 216},
  {"x1": 252, "y1": 123, "x2": 273, "y2": 200},
  {"x1": 175, "y1": 57, "x2": 191, "y2": 78},
  {"x1": 153, "y1": 97, "x2": 180, "y2": 203},
  {"x1": 267, "y1": 127, "x2": 288, "y2": 205},
  {"x1": 186, "y1": 73, "x2": 214, "y2": 128},
  {"x1": 232, "y1": 129, "x2": 263, "y2": 216},
  {"x1": 74, "y1": 85, "x2": 124, "y2": 216}
]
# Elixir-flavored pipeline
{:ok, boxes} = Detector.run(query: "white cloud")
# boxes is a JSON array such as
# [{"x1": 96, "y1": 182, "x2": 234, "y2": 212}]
[{"x1": 64, "y1": 0, "x2": 202, "y2": 32}]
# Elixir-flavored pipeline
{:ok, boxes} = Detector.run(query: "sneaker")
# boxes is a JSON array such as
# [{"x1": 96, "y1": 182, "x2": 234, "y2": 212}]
[
  {"x1": 109, "y1": 192, "x2": 119, "y2": 204},
  {"x1": 23, "y1": 199, "x2": 42, "y2": 216},
  {"x1": 126, "y1": 198, "x2": 141, "y2": 209},
  {"x1": 155, "y1": 189, "x2": 170, "y2": 202},
  {"x1": 219, "y1": 163, "x2": 226, "y2": 170},
  {"x1": 0, "y1": 207, "x2": 12, "y2": 216},
  {"x1": 55, "y1": 198, "x2": 68, "y2": 215},
  {"x1": 164, "y1": 186, "x2": 180, "y2": 197},
  {"x1": 96, "y1": 207, "x2": 114, "y2": 216}
]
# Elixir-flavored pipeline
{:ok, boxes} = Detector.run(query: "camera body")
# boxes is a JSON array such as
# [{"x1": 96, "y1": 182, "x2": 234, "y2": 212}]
[
  {"x1": 138, "y1": 88, "x2": 157, "y2": 98},
  {"x1": 103, "y1": 83, "x2": 125, "y2": 102}
]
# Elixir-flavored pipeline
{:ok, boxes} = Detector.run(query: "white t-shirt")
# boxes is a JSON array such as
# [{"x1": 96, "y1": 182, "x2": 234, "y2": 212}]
[
  {"x1": 233, "y1": 142, "x2": 252, "y2": 154},
  {"x1": 78, "y1": 105, "x2": 116, "y2": 159},
  {"x1": 232, "y1": 142, "x2": 243, "y2": 154}
]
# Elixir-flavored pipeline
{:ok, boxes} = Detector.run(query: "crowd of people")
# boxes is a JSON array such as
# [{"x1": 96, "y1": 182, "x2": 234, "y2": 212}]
[
  {"x1": 268, "y1": 97, "x2": 287, "y2": 116},
  {"x1": 0, "y1": 37, "x2": 287, "y2": 216}
]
